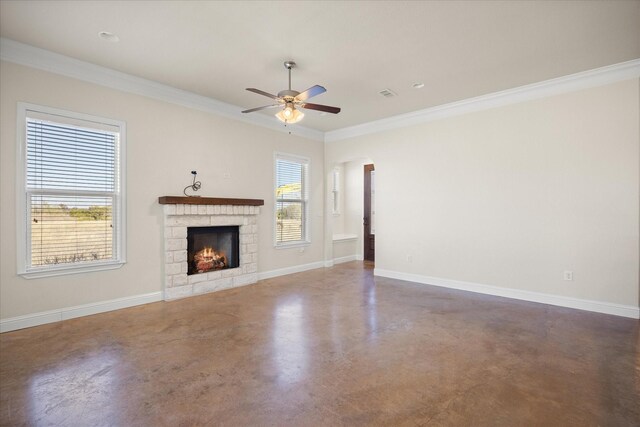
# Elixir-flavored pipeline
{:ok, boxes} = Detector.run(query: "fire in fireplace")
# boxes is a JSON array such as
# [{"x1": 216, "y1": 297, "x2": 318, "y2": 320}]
[
  {"x1": 187, "y1": 226, "x2": 239, "y2": 275},
  {"x1": 193, "y1": 247, "x2": 227, "y2": 272}
]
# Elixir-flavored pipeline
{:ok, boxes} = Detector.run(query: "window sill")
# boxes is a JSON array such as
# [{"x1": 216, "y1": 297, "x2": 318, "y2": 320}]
[
  {"x1": 19, "y1": 260, "x2": 125, "y2": 279},
  {"x1": 274, "y1": 241, "x2": 311, "y2": 250}
]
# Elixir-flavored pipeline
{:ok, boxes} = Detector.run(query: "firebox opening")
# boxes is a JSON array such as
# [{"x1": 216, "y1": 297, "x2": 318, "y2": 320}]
[{"x1": 187, "y1": 226, "x2": 239, "y2": 275}]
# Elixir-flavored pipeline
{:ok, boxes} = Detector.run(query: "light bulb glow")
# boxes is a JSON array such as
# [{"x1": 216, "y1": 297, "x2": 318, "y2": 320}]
[{"x1": 276, "y1": 104, "x2": 304, "y2": 124}]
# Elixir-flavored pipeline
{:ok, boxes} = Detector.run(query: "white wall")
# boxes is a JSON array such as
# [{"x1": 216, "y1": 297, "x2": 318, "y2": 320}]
[
  {"x1": 326, "y1": 79, "x2": 639, "y2": 310},
  {"x1": 343, "y1": 159, "x2": 368, "y2": 259},
  {"x1": 0, "y1": 61, "x2": 325, "y2": 320},
  {"x1": 328, "y1": 159, "x2": 370, "y2": 262}
]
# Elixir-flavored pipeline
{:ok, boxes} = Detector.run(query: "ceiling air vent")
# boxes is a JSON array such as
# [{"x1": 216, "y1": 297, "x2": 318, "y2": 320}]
[{"x1": 378, "y1": 88, "x2": 397, "y2": 98}]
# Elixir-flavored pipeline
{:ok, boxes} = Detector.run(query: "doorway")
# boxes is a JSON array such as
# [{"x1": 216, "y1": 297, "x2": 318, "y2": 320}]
[{"x1": 364, "y1": 164, "x2": 375, "y2": 262}]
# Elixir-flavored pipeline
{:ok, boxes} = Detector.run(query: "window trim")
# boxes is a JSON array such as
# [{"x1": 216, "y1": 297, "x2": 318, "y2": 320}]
[
  {"x1": 273, "y1": 152, "x2": 310, "y2": 249},
  {"x1": 331, "y1": 167, "x2": 340, "y2": 215},
  {"x1": 16, "y1": 102, "x2": 127, "y2": 278}
]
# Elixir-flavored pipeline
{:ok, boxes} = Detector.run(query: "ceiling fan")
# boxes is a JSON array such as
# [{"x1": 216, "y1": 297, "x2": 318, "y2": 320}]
[{"x1": 242, "y1": 61, "x2": 341, "y2": 124}]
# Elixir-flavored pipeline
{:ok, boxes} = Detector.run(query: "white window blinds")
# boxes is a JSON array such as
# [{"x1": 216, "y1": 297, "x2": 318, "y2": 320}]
[
  {"x1": 27, "y1": 119, "x2": 116, "y2": 192},
  {"x1": 18, "y1": 104, "x2": 126, "y2": 277},
  {"x1": 275, "y1": 154, "x2": 309, "y2": 245}
]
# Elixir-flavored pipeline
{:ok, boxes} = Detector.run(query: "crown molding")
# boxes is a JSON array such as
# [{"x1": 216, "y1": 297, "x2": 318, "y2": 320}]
[
  {"x1": 325, "y1": 58, "x2": 640, "y2": 142},
  {"x1": 2, "y1": 38, "x2": 638, "y2": 144},
  {"x1": 0, "y1": 38, "x2": 324, "y2": 142}
]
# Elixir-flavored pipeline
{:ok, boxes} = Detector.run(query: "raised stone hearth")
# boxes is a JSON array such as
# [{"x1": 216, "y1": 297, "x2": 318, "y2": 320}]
[{"x1": 159, "y1": 196, "x2": 264, "y2": 300}]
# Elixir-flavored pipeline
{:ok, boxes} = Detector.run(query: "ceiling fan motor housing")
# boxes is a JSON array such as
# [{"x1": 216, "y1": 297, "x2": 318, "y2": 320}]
[{"x1": 277, "y1": 89, "x2": 300, "y2": 100}]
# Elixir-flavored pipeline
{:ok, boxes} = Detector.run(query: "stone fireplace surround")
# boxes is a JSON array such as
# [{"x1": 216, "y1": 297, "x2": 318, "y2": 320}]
[{"x1": 159, "y1": 196, "x2": 264, "y2": 300}]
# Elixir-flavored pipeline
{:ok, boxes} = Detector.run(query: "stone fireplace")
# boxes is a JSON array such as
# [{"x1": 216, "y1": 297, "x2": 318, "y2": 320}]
[{"x1": 159, "y1": 196, "x2": 264, "y2": 300}]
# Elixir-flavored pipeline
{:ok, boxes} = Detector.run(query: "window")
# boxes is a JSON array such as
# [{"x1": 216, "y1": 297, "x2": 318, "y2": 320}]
[
  {"x1": 331, "y1": 168, "x2": 340, "y2": 215},
  {"x1": 274, "y1": 153, "x2": 309, "y2": 247},
  {"x1": 17, "y1": 103, "x2": 126, "y2": 278}
]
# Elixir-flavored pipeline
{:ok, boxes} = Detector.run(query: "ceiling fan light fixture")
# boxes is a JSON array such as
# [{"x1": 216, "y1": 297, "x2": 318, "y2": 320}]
[
  {"x1": 283, "y1": 104, "x2": 293, "y2": 117},
  {"x1": 244, "y1": 60, "x2": 339, "y2": 122},
  {"x1": 276, "y1": 103, "x2": 304, "y2": 124}
]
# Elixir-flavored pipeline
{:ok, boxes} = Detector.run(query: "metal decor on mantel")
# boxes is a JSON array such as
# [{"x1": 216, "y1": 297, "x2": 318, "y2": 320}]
[{"x1": 183, "y1": 170, "x2": 202, "y2": 197}]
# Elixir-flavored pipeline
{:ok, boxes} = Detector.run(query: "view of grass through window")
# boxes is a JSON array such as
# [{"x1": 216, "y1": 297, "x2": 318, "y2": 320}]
[{"x1": 30, "y1": 196, "x2": 113, "y2": 266}]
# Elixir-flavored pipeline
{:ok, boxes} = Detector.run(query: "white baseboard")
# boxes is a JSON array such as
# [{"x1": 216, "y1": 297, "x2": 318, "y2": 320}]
[
  {"x1": 374, "y1": 269, "x2": 640, "y2": 319},
  {"x1": 0, "y1": 292, "x2": 163, "y2": 333},
  {"x1": 12, "y1": 265, "x2": 630, "y2": 333},
  {"x1": 2, "y1": 260, "x2": 337, "y2": 333},
  {"x1": 258, "y1": 261, "x2": 326, "y2": 281},
  {"x1": 333, "y1": 255, "x2": 358, "y2": 265}
]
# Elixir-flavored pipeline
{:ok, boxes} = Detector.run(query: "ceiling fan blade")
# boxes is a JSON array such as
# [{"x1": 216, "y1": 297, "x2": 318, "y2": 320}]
[
  {"x1": 246, "y1": 88, "x2": 279, "y2": 100},
  {"x1": 242, "y1": 104, "x2": 280, "y2": 113},
  {"x1": 295, "y1": 85, "x2": 326, "y2": 102},
  {"x1": 299, "y1": 102, "x2": 341, "y2": 114}
]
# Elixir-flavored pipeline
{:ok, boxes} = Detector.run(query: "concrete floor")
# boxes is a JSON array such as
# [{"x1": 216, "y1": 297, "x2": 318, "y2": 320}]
[{"x1": 1, "y1": 262, "x2": 638, "y2": 426}]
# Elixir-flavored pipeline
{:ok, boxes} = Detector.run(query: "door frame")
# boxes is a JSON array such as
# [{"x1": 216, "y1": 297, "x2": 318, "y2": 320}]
[{"x1": 364, "y1": 164, "x2": 375, "y2": 262}]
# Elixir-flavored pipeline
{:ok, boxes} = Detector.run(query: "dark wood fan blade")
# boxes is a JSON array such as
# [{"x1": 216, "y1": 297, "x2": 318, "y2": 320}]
[
  {"x1": 300, "y1": 102, "x2": 341, "y2": 114},
  {"x1": 295, "y1": 85, "x2": 326, "y2": 101},
  {"x1": 242, "y1": 104, "x2": 280, "y2": 113},
  {"x1": 246, "y1": 88, "x2": 279, "y2": 100}
]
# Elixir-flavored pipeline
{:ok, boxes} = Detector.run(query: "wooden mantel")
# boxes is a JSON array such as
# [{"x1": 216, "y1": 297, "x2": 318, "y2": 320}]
[{"x1": 158, "y1": 196, "x2": 264, "y2": 206}]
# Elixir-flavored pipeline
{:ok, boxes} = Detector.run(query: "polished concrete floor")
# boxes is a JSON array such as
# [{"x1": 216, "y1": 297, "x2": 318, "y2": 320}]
[{"x1": 1, "y1": 262, "x2": 638, "y2": 426}]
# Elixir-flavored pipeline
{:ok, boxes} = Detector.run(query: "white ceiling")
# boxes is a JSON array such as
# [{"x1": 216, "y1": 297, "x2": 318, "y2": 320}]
[{"x1": 1, "y1": 1, "x2": 639, "y2": 132}]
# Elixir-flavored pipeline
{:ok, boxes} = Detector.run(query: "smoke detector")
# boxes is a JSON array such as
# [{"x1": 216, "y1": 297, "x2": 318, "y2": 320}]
[{"x1": 98, "y1": 31, "x2": 120, "y2": 42}]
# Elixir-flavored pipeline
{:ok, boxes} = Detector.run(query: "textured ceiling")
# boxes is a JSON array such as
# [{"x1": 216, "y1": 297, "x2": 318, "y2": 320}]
[{"x1": 1, "y1": 0, "x2": 639, "y2": 132}]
